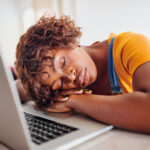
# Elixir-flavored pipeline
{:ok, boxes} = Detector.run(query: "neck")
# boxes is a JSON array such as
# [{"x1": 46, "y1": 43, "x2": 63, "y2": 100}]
[{"x1": 83, "y1": 40, "x2": 112, "y2": 95}]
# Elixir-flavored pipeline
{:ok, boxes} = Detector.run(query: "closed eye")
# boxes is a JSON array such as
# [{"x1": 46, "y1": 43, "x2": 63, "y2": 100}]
[{"x1": 61, "y1": 57, "x2": 65, "y2": 68}]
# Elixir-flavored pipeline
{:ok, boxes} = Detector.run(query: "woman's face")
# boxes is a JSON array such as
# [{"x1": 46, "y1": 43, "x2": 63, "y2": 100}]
[{"x1": 40, "y1": 46, "x2": 97, "y2": 91}]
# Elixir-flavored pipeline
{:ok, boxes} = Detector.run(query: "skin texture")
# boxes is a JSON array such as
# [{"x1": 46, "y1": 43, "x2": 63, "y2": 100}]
[
  {"x1": 17, "y1": 40, "x2": 150, "y2": 134},
  {"x1": 40, "y1": 46, "x2": 97, "y2": 91}
]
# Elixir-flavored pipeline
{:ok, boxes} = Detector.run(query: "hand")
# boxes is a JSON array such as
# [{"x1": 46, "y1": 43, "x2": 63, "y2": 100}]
[
  {"x1": 54, "y1": 88, "x2": 92, "y2": 102},
  {"x1": 44, "y1": 101, "x2": 71, "y2": 113},
  {"x1": 44, "y1": 88, "x2": 92, "y2": 113}
]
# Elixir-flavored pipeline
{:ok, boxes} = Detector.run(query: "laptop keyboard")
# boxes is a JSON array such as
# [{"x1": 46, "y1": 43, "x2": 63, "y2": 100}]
[{"x1": 24, "y1": 112, "x2": 79, "y2": 145}]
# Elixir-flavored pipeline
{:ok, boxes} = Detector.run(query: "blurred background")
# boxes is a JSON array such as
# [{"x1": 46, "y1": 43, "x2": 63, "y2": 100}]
[{"x1": 0, "y1": 0, "x2": 150, "y2": 66}]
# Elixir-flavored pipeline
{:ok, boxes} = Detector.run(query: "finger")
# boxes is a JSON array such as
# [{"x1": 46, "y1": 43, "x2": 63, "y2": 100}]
[
  {"x1": 54, "y1": 95, "x2": 69, "y2": 101},
  {"x1": 44, "y1": 102, "x2": 71, "y2": 112},
  {"x1": 45, "y1": 107, "x2": 71, "y2": 113},
  {"x1": 83, "y1": 89, "x2": 92, "y2": 94},
  {"x1": 59, "y1": 89, "x2": 83, "y2": 96}
]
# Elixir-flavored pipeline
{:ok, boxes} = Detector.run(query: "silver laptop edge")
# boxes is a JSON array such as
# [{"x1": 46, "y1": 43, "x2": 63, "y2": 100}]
[{"x1": 0, "y1": 49, "x2": 32, "y2": 150}]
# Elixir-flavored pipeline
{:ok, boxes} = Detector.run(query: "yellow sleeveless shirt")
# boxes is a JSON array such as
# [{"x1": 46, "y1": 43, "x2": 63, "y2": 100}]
[{"x1": 108, "y1": 32, "x2": 150, "y2": 93}]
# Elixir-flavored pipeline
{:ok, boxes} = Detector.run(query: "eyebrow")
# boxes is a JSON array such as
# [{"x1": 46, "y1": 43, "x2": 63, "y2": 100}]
[
  {"x1": 51, "y1": 55, "x2": 56, "y2": 88},
  {"x1": 51, "y1": 55, "x2": 63, "y2": 91},
  {"x1": 52, "y1": 55, "x2": 56, "y2": 73},
  {"x1": 51, "y1": 55, "x2": 62, "y2": 91}
]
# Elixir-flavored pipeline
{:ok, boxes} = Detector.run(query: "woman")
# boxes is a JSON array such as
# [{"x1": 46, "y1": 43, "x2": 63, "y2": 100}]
[{"x1": 15, "y1": 15, "x2": 150, "y2": 133}]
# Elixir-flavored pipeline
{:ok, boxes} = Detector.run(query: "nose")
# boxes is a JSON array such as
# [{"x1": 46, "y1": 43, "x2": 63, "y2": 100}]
[{"x1": 63, "y1": 67, "x2": 77, "y2": 82}]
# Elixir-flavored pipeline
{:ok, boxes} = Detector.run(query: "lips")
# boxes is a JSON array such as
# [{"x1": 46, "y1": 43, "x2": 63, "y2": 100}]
[
  {"x1": 83, "y1": 68, "x2": 89, "y2": 86},
  {"x1": 78, "y1": 68, "x2": 89, "y2": 87}
]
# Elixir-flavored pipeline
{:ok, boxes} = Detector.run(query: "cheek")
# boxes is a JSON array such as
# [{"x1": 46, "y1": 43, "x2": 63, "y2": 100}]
[
  {"x1": 75, "y1": 52, "x2": 91, "y2": 66},
  {"x1": 70, "y1": 56, "x2": 87, "y2": 68}
]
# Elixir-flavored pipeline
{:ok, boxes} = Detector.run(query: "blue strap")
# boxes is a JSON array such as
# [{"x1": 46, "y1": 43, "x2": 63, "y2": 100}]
[{"x1": 108, "y1": 37, "x2": 122, "y2": 94}]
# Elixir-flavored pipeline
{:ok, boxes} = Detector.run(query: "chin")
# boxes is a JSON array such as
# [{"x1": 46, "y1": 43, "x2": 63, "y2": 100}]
[{"x1": 88, "y1": 67, "x2": 97, "y2": 83}]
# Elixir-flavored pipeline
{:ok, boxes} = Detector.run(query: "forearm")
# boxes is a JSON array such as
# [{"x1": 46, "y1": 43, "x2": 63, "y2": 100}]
[{"x1": 67, "y1": 91, "x2": 150, "y2": 133}]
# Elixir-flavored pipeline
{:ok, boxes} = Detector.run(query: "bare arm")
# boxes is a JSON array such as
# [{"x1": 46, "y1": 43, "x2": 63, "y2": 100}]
[
  {"x1": 66, "y1": 62, "x2": 150, "y2": 133},
  {"x1": 44, "y1": 62, "x2": 150, "y2": 133},
  {"x1": 67, "y1": 92, "x2": 150, "y2": 133}
]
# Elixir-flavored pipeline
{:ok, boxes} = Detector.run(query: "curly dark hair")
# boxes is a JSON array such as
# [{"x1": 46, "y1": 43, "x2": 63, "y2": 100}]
[{"x1": 15, "y1": 15, "x2": 81, "y2": 108}]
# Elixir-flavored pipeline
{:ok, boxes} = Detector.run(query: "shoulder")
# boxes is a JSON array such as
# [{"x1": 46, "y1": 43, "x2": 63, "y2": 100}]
[
  {"x1": 108, "y1": 32, "x2": 149, "y2": 44},
  {"x1": 115, "y1": 32, "x2": 149, "y2": 46},
  {"x1": 116, "y1": 32, "x2": 150, "y2": 75}
]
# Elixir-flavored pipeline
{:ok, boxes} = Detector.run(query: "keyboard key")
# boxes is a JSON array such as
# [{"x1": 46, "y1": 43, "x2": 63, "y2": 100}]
[{"x1": 32, "y1": 139, "x2": 41, "y2": 145}]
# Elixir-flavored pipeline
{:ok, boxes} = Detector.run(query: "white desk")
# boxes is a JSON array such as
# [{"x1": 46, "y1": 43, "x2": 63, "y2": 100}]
[
  {"x1": 1, "y1": 129, "x2": 150, "y2": 150},
  {"x1": 72, "y1": 129, "x2": 150, "y2": 150}
]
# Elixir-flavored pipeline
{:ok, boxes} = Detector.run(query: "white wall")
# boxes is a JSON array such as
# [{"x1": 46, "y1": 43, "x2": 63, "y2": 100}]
[
  {"x1": 0, "y1": 0, "x2": 32, "y2": 66},
  {"x1": 0, "y1": 0, "x2": 63, "y2": 65},
  {"x1": 0, "y1": 0, "x2": 150, "y2": 65},
  {"x1": 75, "y1": 0, "x2": 150, "y2": 45}
]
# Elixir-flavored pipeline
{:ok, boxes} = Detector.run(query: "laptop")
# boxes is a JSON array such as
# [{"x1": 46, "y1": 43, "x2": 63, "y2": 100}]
[{"x1": 0, "y1": 48, "x2": 113, "y2": 150}]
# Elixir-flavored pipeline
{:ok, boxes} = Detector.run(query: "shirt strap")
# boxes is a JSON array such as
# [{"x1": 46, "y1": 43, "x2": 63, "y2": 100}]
[{"x1": 108, "y1": 37, "x2": 122, "y2": 94}]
